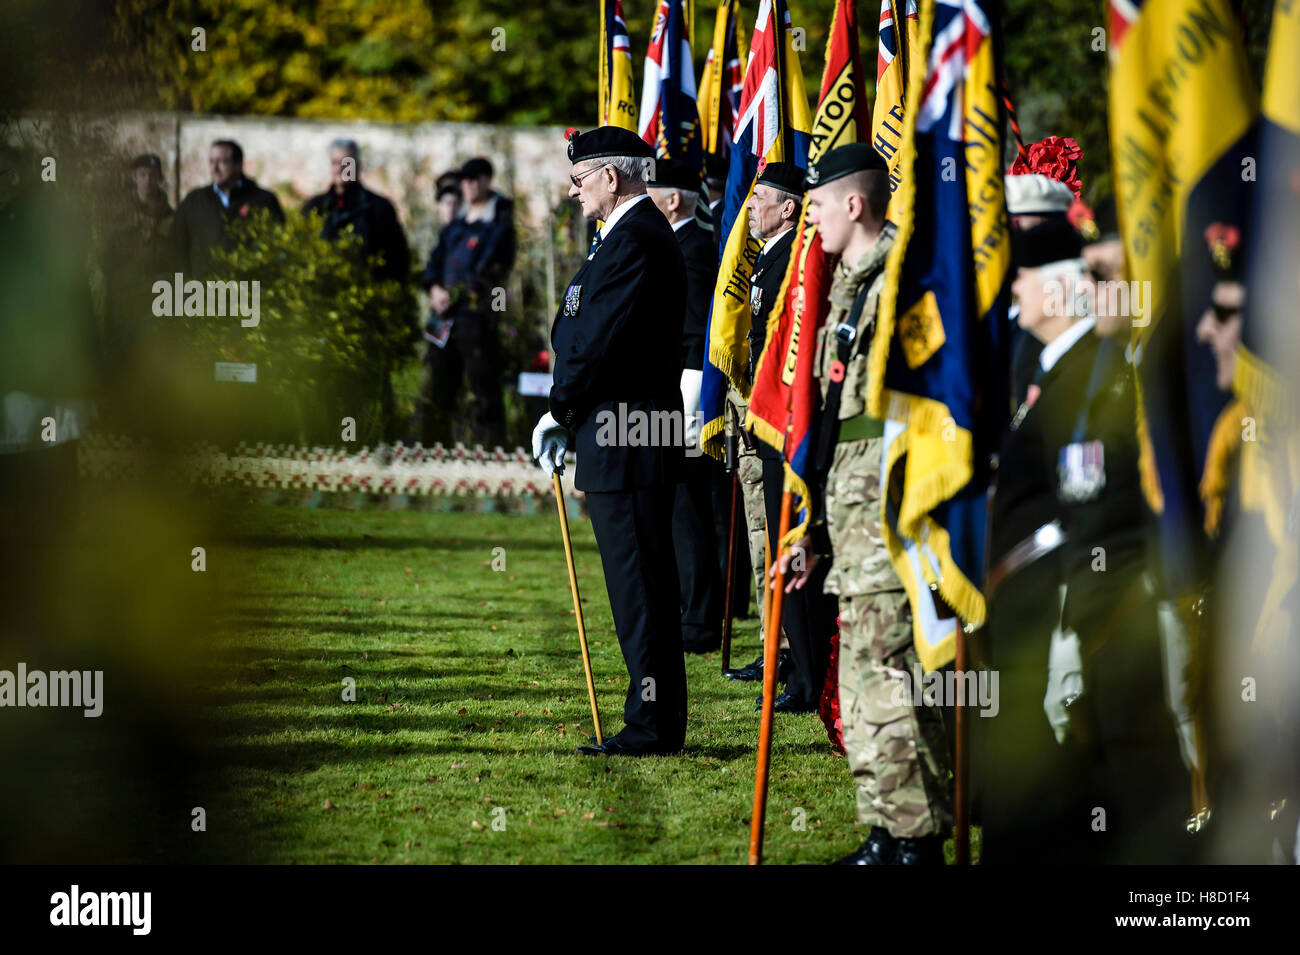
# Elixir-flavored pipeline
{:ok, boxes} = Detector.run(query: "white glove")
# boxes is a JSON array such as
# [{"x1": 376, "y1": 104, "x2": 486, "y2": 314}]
[
  {"x1": 680, "y1": 368, "x2": 703, "y2": 450},
  {"x1": 1043, "y1": 586, "x2": 1083, "y2": 745},
  {"x1": 1158, "y1": 598, "x2": 1201, "y2": 772},
  {"x1": 531, "y1": 411, "x2": 569, "y2": 476}
]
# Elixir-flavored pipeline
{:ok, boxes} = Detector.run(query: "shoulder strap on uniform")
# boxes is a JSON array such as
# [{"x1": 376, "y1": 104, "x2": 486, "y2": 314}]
[{"x1": 813, "y1": 261, "x2": 887, "y2": 475}]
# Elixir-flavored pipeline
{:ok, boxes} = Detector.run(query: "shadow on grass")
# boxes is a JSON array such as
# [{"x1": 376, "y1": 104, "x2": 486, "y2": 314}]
[{"x1": 217, "y1": 534, "x2": 601, "y2": 556}]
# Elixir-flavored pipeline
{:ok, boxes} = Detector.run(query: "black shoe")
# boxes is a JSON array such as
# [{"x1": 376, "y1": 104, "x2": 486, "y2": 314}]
[
  {"x1": 893, "y1": 835, "x2": 945, "y2": 865},
  {"x1": 575, "y1": 733, "x2": 676, "y2": 757},
  {"x1": 774, "y1": 692, "x2": 818, "y2": 714},
  {"x1": 727, "y1": 650, "x2": 792, "y2": 682},
  {"x1": 833, "y1": 827, "x2": 897, "y2": 865},
  {"x1": 725, "y1": 654, "x2": 766, "y2": 681},
  {"x1": 733, "y1": 649, "x2": 790, "y2": 680},
  {"x1": 754, "y1": 691, "x2": 818, "y2": 713}
]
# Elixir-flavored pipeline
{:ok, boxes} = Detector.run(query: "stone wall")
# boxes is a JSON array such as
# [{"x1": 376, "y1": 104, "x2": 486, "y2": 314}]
[{"x1": 102, "y1": 111, "x2": 577, "y2": 263}]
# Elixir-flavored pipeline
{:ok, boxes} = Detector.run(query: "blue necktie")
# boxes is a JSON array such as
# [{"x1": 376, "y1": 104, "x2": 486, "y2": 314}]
[{"x1": 588, "y1": 229, "x2": 604, "y2": 258}]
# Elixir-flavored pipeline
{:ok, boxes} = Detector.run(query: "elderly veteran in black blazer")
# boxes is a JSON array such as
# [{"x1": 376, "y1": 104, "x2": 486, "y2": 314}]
[
  {"x1": 532, "y1": 127, "x2": 689, "y2": 756},
  {"x1": 646, "y1": 157, "x2": 726, "y2": 654}
]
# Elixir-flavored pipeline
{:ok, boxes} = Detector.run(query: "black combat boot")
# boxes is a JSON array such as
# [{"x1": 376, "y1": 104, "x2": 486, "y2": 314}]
[
  {"x1": 832, "y1": 827, "x2": 896, "y2": 864},
  {"x1": 892, "y1": 834, "x2": 946, "y2": 865}
]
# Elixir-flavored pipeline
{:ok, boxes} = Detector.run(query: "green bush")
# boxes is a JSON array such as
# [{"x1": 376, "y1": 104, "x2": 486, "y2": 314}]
[{"x1": 185, "y1": 210, "x2": 420, "y2": 446}]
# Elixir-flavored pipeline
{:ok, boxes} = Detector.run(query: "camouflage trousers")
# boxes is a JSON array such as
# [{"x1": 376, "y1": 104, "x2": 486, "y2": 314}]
[
  {"x1": 828, "y1": 433, "x2": 953, "y2": 837},
  {"x1": 838, "y1": 591, "x2": 953, "y2": 837}
]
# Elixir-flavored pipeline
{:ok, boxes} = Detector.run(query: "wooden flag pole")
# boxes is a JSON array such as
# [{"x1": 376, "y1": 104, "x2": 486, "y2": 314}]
[
  {"x1": 553, "y1": 472, "x2": 603, "y2": 746},
  {"x1": 749, "y1": 490, "x2": 793, "y2": 865},
  {"x1": 721, "y1": 468, "x2": 740, "y2": 673}
]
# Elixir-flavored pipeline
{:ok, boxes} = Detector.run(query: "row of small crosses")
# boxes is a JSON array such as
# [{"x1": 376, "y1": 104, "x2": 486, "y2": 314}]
[{"x1": 77, "y1": 435, "x2": 577, "y2": 498}]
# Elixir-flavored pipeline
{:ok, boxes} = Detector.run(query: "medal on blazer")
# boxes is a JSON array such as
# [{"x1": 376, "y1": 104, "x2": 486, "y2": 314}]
[
  {"x1": 749, "y1": 283, "x2": 763, "y2": 315},
  {"x1": 1057, "y1": 440, "x2": 1106, "y2": 502},
  {"x1": 563, "y1": 284, "x2": 582, "y2": 317}
]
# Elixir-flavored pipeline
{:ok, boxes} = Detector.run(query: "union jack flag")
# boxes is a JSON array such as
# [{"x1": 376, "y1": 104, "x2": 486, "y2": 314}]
[
  {"x1": 877, "y1": 0, "x2": 918, "y2": 81},
  {"x1": 638, "y1": 0, "x2": 702, "y2": 167}
]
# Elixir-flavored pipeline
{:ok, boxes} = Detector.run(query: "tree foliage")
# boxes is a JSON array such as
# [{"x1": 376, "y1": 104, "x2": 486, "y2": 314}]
[
  {"x1": 32, "y1": 0, "x2": 1277, "y2": 200},
  {"x1": 188, "y1": 210, "x2": 420, "y2": 444}
]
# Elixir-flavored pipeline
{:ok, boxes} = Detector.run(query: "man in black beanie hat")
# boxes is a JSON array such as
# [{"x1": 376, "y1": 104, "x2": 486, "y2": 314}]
[{"x1": 534, "y1": 127, "x2": 689, "y2": 756}]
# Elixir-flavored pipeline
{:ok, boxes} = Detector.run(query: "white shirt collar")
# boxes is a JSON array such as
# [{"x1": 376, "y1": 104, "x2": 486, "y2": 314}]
[
  {"x1": 1039, "y1": 317, "x2": 1097, "y2": 373},
  {"x1": 213, "y1": 179, "x2": 242, "y2": 208},
  {"x1": 762, "y1": 225, "x2": 794, "y2": 256},
  {"x1": 599, "y1": 193, "x2": 649, "y2": 239},
  {"x1": 670, "y1": 216, "x2": 692, "y2": 232},
  {"x1": 462, "y1": 193, "x2": 498, "y2": 224}
]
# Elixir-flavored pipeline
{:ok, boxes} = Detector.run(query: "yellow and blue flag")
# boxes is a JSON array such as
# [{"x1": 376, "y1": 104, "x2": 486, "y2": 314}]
[
  {"x1": 873, "y1": 0, "x2": 918, "y2": 211},
  {"x1": 866, "y1": 0, "x2": 1012, "y2": 671},
  {"x1": 1232, "y1": 0, "x2": 1300, "y2": 655},
  {"x1": 1238, "y1": 0, "x2": 1300, "y2": 422},
  {"x1": 599, "y1": 0, "x2": 638, "y2": 130},
  {"x1": 699, "y1": 0, "x2": 812, "y2": 459},
  {"x1": 1107, "y1": 0, "x2": 1258, "y2": 595},
  {"x1": 699, "y1": 0, "x2": 748, "y2": 163}
]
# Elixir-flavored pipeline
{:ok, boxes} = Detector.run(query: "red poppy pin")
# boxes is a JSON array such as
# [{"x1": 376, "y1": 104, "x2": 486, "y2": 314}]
[
  {"x1": 238, "y1": 204, "x2": 250, "y2": 217},
  {"x1": 1068, "y1": 198, "x2": 1099, "y2": 242},
  {"x1": 467, "y1": 237, "x2": 479, "y2": 249},
  {"x1": 1204, "y1": 222, "x2": 1241, "y2": 274}
]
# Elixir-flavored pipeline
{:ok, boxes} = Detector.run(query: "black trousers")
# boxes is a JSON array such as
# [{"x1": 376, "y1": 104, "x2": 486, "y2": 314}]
[
  {"x1": 977, "y1": 575, "x2": 1089, "y2": 864},
  {"x1": 586, "y1": 484, "x2": 688, "y2": 751},
  {"x1": 761, "y1": 455, "x2": 835, "y2": 702},
  {"x1": 674, "y1": 453, "x2": 724, "y2": 648},
  {"x1": 710, "y1": 458, "x2": 752, "y2": 619},
  {"x1": 979, "y1": 568, "x2": 1190, "y2": 864},
  {"x1": 413, "y1": 311, "x2": 505, "y2": 448}
]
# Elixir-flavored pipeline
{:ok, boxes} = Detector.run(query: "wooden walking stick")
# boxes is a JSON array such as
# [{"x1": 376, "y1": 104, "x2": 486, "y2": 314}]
[
  {"x1": 954, "y1": 624, "x2": 970, "y2": 864},
  {"x1": 552, "y1": 472, "x2": 603, "y2": 746},
  {"x1": 749, "y1": 489, "x2": 792, "y2": 865},
  {"x1": 721, "y1": 468, "x2": 739, "y2": 673}
]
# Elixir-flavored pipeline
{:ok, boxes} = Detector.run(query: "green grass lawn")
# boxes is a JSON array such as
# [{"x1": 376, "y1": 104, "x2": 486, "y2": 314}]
[{"x1": 188, "y1": 503, "x2": 887, "y2": 864}]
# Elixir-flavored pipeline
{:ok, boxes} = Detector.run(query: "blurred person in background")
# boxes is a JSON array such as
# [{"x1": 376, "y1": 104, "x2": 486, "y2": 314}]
[
  {"x1": 303, "y1": 138, "x2": 411, "y2": 438},
  {"x1": 302, "y1": 139, "x2": 409, "y2": 283},
  {"x1": 435, "y1": 171, "x2": 462, "y2": 225},
  {"x1": 170, "y1": 139, "x2": 283, "y2": 276},
  {"x1": 97, "y1": 153, "x2": 175, "y2": 428},
  {"x1": 413, "y1": 157, "x2": 515, "y2": 448}
]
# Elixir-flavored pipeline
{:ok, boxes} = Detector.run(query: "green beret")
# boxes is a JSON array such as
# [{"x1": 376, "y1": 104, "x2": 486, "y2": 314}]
[{"x1": 804, "y1": 143, "x2": 887, "y2": 188}]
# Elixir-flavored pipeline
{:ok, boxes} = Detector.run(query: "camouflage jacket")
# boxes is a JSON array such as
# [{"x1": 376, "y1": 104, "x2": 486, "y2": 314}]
[
  {"x1": 816, "y1": 223, "x2": 895, "y2": 418},
  {"x1": 816, "y1": 225, "x2": 902, "y2": 597}
]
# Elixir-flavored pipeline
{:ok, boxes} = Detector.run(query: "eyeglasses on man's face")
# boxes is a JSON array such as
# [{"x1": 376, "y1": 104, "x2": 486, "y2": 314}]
[{"x1": 570, "y1": 163, "x2": 610, "y2": 188}]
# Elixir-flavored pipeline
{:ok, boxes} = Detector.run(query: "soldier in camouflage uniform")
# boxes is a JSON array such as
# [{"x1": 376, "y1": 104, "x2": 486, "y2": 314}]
[
  {"x1": 781, "y1": 144, "x2": 952, "y2": 864},
  {"x1": 722, "y1": 366, "x2": 795, "y2": 684}
]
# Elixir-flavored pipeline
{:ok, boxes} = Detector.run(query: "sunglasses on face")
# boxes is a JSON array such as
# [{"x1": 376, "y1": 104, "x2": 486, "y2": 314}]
[{"x1": 1210, "y1": 300, "x2": 1242, "y2": 323}]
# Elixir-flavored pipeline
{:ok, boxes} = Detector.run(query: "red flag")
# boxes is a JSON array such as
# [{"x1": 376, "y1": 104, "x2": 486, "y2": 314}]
[{"x1": 746, "y1": 0, "x2": 868, "y2": 546}]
